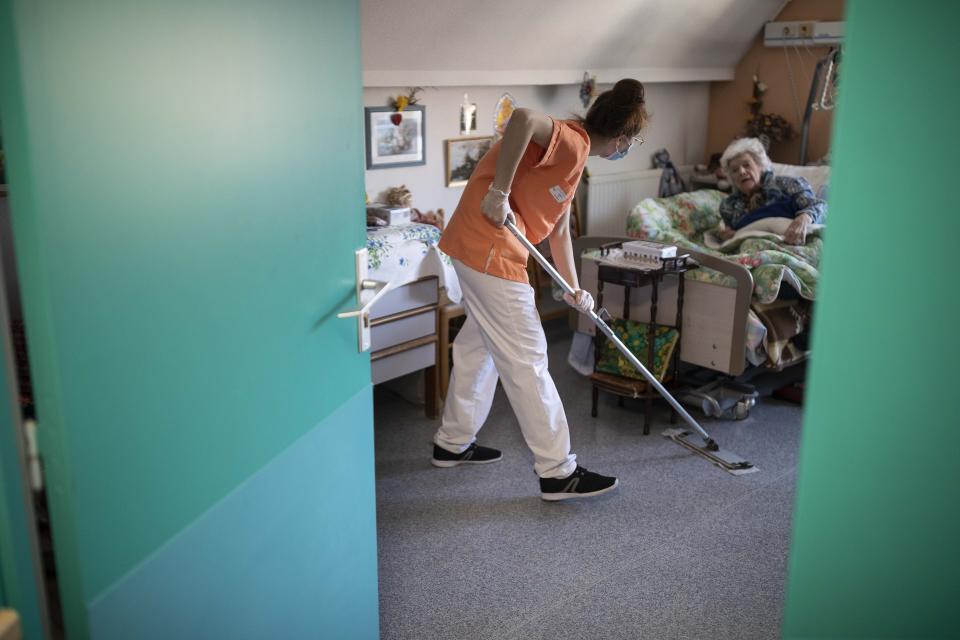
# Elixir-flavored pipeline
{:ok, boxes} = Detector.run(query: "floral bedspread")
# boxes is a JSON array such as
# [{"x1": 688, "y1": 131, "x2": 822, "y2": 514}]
[
  {"x1": 366, "y1": 223, "x2": 461, "y2": 303},
  {"x1": 624, "y1": 189, "x2": 822, "y2": 304}
]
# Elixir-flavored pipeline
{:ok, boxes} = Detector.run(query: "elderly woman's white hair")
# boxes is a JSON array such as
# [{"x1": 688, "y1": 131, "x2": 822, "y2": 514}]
[{"x1": 720, "y1": 138, "x2": 772, "y2": 177}]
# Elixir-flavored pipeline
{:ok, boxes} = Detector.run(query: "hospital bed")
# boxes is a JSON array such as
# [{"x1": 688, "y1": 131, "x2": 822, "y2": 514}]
[
  {"x1": 572, "y1": 162, "x2": 828, "y2": 410},
  {"x1": 574, "y1": 238, "x2": 754, "y2": 376}
]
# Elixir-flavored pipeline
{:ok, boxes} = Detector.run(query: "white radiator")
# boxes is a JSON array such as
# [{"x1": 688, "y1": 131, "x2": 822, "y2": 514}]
[{"x1": 583, "y1": 167, "x2": 692, "y2": 237}]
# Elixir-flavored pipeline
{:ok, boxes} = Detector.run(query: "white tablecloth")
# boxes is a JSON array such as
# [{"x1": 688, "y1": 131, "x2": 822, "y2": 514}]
[{"x1": 366, "y1": 223, "x2": 462, "y2": 303}]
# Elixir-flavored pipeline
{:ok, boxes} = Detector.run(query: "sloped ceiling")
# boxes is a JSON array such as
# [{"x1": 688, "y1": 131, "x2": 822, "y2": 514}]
[{"x1": 362, "y1": 0, "x2": 789, "y2": 86}]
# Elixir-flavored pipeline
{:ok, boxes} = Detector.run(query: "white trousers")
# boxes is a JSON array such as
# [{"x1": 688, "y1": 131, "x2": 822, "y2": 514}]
[{"x1": 435, "y1": 260, "x2": 577, "y2": 479}]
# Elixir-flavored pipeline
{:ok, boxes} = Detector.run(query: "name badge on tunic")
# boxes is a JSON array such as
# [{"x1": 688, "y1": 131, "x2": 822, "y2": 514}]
[{"x1": 549, "y1": 185, "x2": 567, "y2": 203}]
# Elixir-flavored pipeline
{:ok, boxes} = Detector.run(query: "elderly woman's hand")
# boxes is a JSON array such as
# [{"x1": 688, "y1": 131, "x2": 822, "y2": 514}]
[{"x1": 784, "y1": 213, "x2": 811, "y2": 245}]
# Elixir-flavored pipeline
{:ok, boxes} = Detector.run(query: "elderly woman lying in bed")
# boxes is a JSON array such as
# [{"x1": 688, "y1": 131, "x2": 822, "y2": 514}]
[{"x1": 717, "y1": 138, "x2": 826, "y2": 245}]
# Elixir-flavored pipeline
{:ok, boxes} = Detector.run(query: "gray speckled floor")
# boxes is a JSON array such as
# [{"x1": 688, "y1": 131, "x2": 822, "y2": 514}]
[{"x1": 374, "y1": 321, "x2": 805, "y2": 640}]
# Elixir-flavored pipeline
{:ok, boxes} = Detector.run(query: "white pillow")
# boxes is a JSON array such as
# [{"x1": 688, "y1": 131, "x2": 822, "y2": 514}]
[{"x1": 770, "y1": 162, "x2": 831, "y2": 200}]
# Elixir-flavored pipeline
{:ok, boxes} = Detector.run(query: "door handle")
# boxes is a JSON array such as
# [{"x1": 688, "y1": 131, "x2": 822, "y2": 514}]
[
  {"x1": 338, "y1": 248, "x2": 392, "y2": 352},
  {"x1": 337, "y1": 279, "x2": 391, "y2": 319}
]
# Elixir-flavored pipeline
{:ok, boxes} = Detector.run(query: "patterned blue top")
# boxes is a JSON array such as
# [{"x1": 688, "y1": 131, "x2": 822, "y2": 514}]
[{"x1": 719, "y1": 170, "x2": 826, "y2": 229}]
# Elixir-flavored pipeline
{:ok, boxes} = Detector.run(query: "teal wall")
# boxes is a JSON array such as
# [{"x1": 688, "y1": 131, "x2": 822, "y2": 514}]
[
  {"x1": 784, "y1": 2, "x2": 960, "y2": 638},
  {"x1": 0, "y1": 1, "x2": 377, "y2": 637}
]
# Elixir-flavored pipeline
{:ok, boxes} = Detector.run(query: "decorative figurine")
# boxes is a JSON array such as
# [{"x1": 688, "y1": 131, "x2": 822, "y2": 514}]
[
  {"x1": 460, "y1": 93, "x2": 477, "y2": 135},
  {"x1": 579, "y1": 72, "x2": 596, "y2": 108}
]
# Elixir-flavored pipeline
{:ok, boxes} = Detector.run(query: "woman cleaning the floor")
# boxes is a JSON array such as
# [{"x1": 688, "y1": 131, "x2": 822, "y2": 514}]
[{"x1": 434, "y1": 79, "x2": 649, "y2": 500}]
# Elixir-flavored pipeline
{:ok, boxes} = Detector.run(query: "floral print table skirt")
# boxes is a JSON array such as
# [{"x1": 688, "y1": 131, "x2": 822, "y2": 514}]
[{"x1": 366, "y1": 223, "x2": 461, "y2": 303}]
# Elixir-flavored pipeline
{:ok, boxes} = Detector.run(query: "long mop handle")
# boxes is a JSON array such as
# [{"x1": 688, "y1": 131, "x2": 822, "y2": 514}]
[{"x1": 504, "y1": 220, "x2": 714, "y2": 443}]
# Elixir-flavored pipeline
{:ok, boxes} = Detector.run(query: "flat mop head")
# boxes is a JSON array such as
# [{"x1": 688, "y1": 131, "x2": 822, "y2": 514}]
[{"x1": 662, "y1": 428, "x2": 758, "y2": 476}]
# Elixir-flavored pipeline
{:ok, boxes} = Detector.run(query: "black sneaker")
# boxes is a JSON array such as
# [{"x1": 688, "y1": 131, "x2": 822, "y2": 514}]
[
  {"x1": 431, "y1": 443, "x2": 503, "y2": 468},
  {"x1": 540, "y1": 466, "x2": 618, "y2": 501}
]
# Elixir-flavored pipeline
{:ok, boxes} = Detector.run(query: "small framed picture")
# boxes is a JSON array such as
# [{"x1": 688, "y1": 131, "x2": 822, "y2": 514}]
[
  {"x1": 364, "y1": 105, "x2": 426, "y2": 169},
  {"x1": 445, "y1": 135, "x2": 494, "y2": 187}
]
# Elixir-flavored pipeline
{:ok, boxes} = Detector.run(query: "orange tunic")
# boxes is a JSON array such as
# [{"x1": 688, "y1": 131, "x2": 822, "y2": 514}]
[{"x1": 438, "y1": 118, "x2": 590, "y2": 283}]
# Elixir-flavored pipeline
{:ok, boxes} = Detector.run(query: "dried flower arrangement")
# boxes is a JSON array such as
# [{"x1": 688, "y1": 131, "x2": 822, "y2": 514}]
[
  {"x1": 388, "y1": 87, "x2": 424, "y2": 125},
  {"x1": 745, "y1": 74, "x2": 794, "y2": 149}
]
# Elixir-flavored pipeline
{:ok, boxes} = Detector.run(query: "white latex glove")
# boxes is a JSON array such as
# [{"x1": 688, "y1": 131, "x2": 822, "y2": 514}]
[
  {"x1": 480, "y1": 186, "x2": 515, "y2": 227},
  {"x1": 563, "y1": 289, "x2": 595, "y2": 314},
  {"x1": 784, "y1": 213, "x2": 811, "y2": 245}
]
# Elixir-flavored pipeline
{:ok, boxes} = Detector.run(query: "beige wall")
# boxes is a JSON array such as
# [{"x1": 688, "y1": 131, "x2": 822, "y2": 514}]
[
  {"x1": 364, "y1": 82, "x2": 710, "y2": 217},
  {"x1": 706, "y1": 0, "x2": 845, "y2": 166}
]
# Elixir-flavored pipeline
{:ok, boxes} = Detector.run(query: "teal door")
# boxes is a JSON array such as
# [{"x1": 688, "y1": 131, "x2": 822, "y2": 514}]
[
  {"x1": 783, "y1": 1, "x2": 959, "y2": 638},
  {"x1": 0, "y1": 2, "x2": 378, "y2": 638}
]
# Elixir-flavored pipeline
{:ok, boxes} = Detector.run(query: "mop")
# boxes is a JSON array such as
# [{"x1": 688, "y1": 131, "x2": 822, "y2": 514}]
[{"x1": 505, "y1": 220, "x2": 757, "y2": 476}]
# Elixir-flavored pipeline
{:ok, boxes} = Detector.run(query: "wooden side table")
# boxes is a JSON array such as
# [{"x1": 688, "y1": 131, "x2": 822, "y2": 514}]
[{"x1": 590, "y1": 251, "x2": 697, "y2": 434}]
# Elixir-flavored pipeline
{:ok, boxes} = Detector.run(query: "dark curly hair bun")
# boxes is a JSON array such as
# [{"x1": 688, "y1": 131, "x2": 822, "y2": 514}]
[
  {"x1": 612, "y1": 78, "x2": 645, "y2": 105},
  {"x1": 582, "y1": 78, "x2": 649, "y2": 139}
]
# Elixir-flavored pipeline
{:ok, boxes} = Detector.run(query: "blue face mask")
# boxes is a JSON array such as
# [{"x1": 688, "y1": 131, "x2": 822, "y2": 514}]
[{"x1": 604, "y1": 139, "x2": 631, "y2": 161}]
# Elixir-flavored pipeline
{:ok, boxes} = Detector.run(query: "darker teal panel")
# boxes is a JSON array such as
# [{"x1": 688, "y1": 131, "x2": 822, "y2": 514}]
[
  {"x1": 0, "y1": 1, "x2": 371, "y2": 636},
  {"x1": 783, "y1": 2, "x2": 960, "y2": 638},
  {"x1": 87, "y1": 386, "x2": 378, "y2": 640},
  {"x1": 0, "y1": 317, "x2": 45, "y2": 638}
]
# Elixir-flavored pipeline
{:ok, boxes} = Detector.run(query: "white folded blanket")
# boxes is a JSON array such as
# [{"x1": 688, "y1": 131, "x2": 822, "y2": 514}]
[{"x1": 703, "y1": 217, "x2": 824, "y2": 251}]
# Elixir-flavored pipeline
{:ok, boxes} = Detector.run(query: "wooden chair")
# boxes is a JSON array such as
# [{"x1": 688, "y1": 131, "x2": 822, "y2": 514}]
[
  {"x1": 438, "y1": 302, "x2": 465, "y2": 401},
  {"x1": 0, "y1": 610, "x2": 20, "y2": 640}
]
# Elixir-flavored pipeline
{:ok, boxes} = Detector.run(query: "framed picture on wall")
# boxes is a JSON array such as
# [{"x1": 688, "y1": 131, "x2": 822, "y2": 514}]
[
  {"x1": 365, "y1": 105, "x2": 426, "y2": 169},
  {"x1": 445, "y1": 135, "x2": 494, "y2": 187}
]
